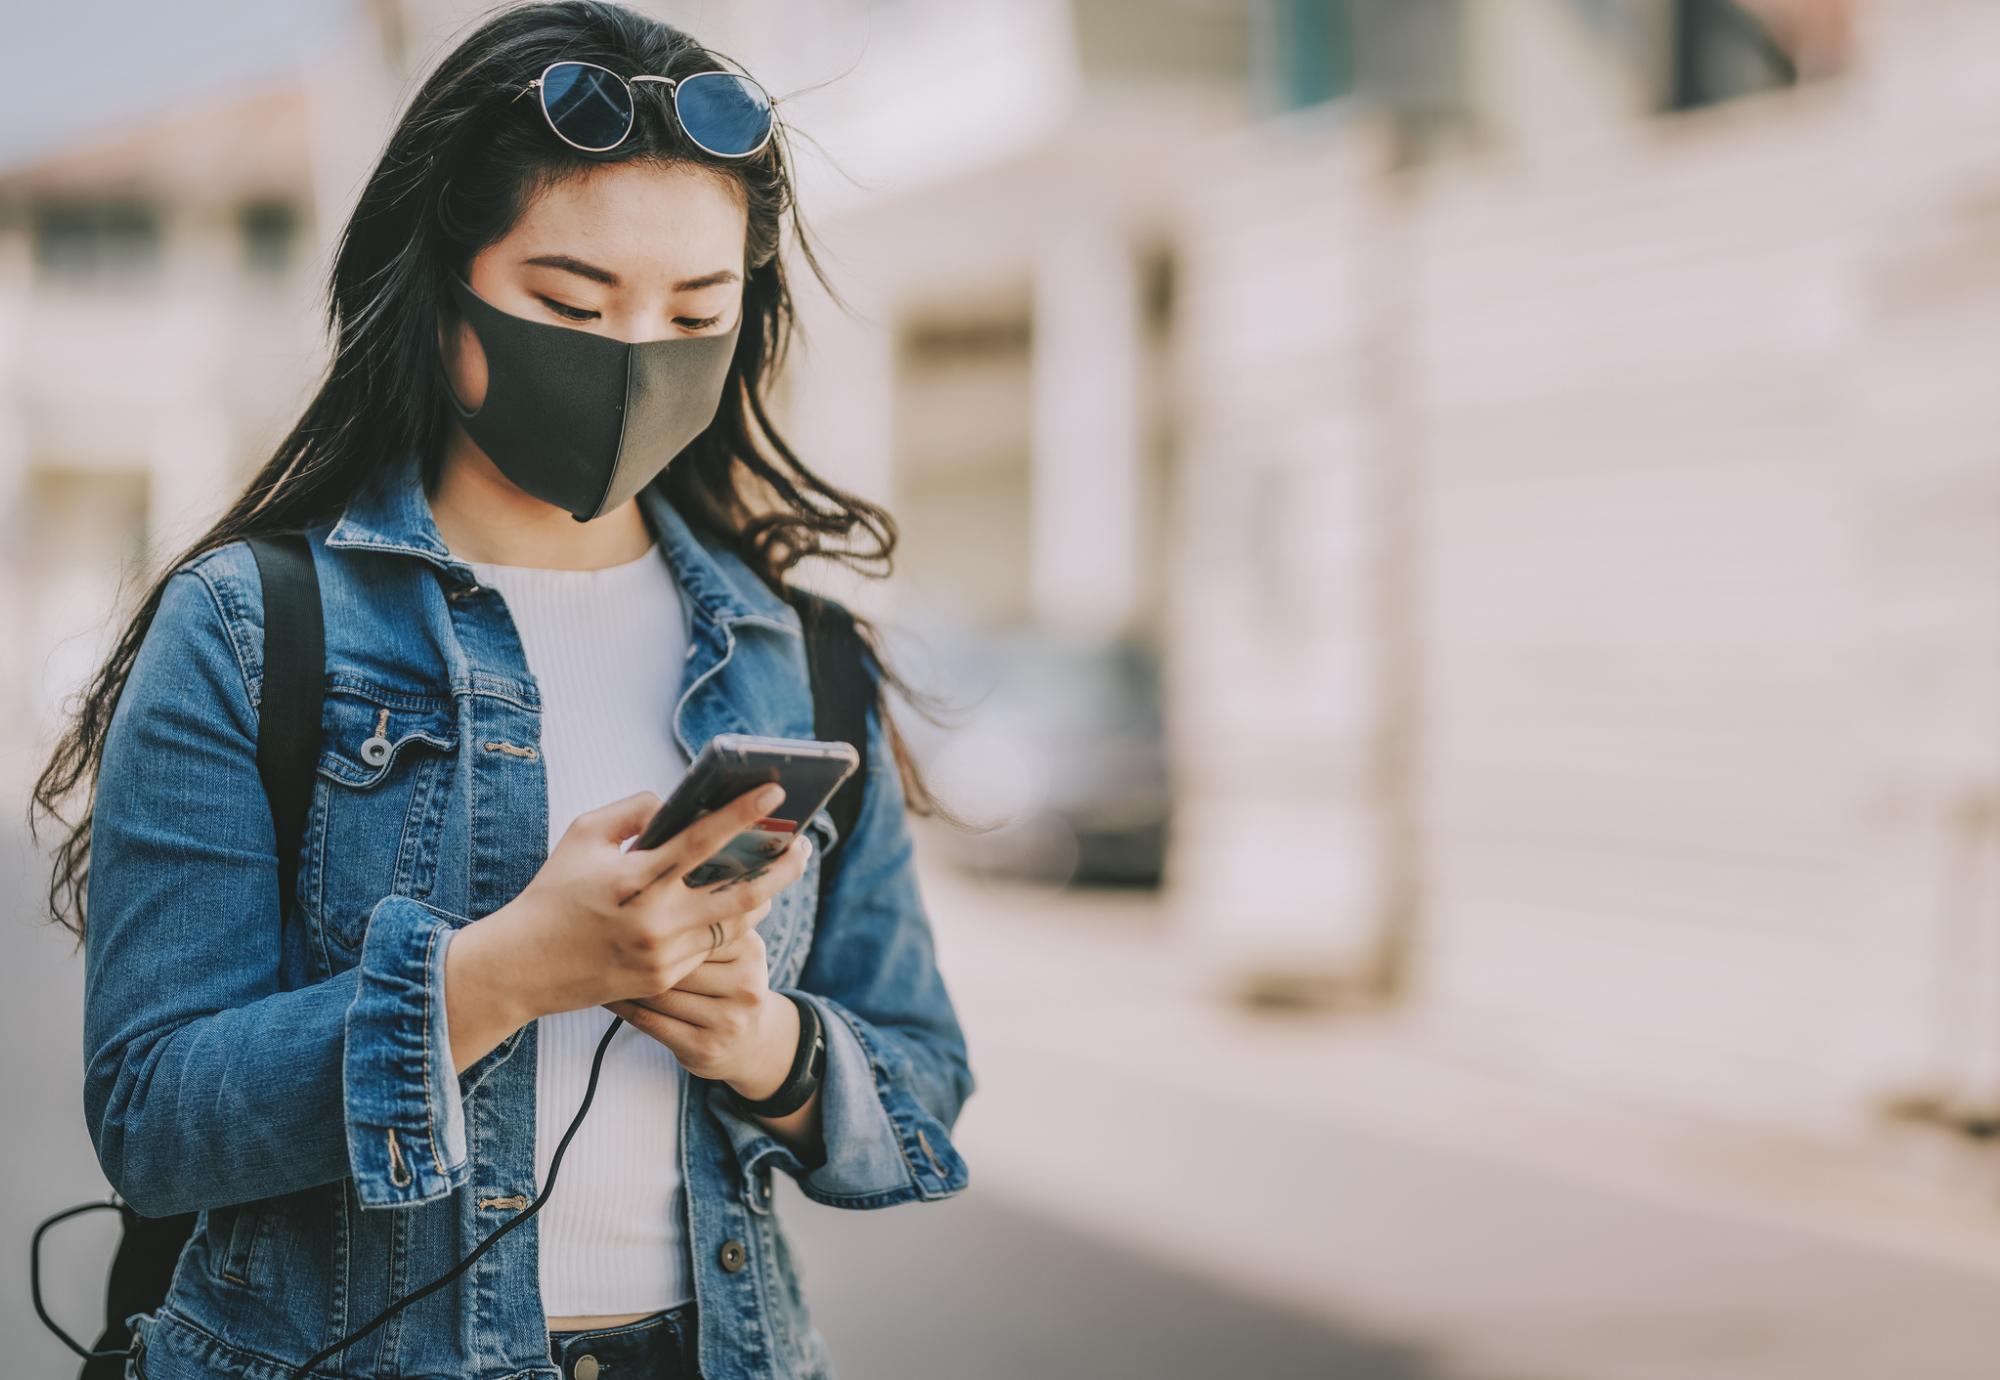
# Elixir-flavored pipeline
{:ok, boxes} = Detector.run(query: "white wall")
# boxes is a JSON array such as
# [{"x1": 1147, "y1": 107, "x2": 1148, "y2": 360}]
[
  {"x1": 1167, "y1": 2, "x2": 2000, "y2": 1138},
  {"x1": 1166, "y1": 113, "x2": 1407, "y2": 971}
]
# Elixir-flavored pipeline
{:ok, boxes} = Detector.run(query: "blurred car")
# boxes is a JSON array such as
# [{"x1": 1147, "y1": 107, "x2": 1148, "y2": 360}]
[{"x1": 883, "y1": 617, "x2": 1173, "y2": 889}]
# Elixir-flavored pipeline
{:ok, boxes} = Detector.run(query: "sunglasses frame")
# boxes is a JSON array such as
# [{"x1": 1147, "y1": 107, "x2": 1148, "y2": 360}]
[{"x1": 514, "y1": 61, "x2": 777, "y2": 159}]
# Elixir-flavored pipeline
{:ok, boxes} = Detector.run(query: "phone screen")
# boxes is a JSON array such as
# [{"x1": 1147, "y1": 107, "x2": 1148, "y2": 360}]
[
  {"x1": 636, "y1": 734, "x2": 859, "y2": 885},
  {"x1": 692, "y1": 816, "x2": 805, "y2": 888}
]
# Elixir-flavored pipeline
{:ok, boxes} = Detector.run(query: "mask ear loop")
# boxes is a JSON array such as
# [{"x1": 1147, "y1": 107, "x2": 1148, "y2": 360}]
[{"x1": 432, "y1": 262, "x2": 483, "y2": 421}]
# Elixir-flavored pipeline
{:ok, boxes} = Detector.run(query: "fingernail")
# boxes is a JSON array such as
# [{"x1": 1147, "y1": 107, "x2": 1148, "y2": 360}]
[
  {"x1": 800, "y1": 836, "x2": 814, "y2": 857},
  {"x1": 759, "y1": 784, "x2": 785, "y2": 808}
]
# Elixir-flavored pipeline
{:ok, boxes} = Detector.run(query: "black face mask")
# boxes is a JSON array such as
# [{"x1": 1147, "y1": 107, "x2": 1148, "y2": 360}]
[{"x1": 439, "y1": 268, "x2": 742, "y2": 521}]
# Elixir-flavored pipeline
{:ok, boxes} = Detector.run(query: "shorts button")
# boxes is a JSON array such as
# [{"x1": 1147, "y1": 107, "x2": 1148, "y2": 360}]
[
  {"x1": 573, "y1": 1356, "x2": 600, "y2": 1380},
  {"x1": 719, "y1": 1238, "x2": 747, "y2": 1272}
]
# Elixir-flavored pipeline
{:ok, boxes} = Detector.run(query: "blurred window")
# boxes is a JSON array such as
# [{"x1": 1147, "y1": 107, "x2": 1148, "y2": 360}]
[
  {"x1": 1669, "y1": 0, "x2": 1800, "y2": 109},
  {"x1": 1259, "y1": 1, "x2": 1469, "y2": 157},
  {"x1": 239, "y1": 199, "x2": 301, "y2": 278},
  {"x1": 32, "y1": 199, "x2": 161, "y2": 283},
  {"x1": 1264, "y1": 0, "x2": 1356, "y2": 111},
  {"x1": 1077, "y1": 0, "x2": 1253, "y2": 82},
  {"x1": 896, "y1": 304, "x2": 1034, "y2": 626}
]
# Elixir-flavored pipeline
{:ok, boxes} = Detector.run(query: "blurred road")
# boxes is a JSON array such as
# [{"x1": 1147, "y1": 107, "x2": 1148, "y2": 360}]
[
  {"x1": 9, "y1": 824, "x2": 2000, "y2": 1379},
  {"x1": 780, "y1": 1070, "x2": 2000, "y2": 1380},
  {"x1": 776, "y1": 1185, "x2": 1423, "y2": 1380},
  {"x1": 901, "y1": 860, "x2": 2000, "y2": 1380}
]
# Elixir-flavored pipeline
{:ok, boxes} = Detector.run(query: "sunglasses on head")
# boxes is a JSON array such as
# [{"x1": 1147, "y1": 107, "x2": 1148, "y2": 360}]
[{"x1": 514, "y1": 60, "x2": 776, "y2": 158}]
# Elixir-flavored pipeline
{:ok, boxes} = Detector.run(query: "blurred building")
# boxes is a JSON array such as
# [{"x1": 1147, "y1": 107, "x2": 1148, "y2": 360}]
[
  {"x1": 1165, "y1": 0, "x2": 1998, "y2": 1149},
  {"x1": 2, "y1": 0, "x2": 1994, "y2": 1161},
  {"x1": 0, "y1": 80, "x2": 327, "y2": 785},
  {"x1": 776, "y1": 0, "x2": 1998, "y2": 1153}
]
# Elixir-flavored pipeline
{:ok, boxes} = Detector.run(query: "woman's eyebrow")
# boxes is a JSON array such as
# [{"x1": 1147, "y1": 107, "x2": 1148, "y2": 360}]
[
  {"x1": 523, "y1": 253, "x2": 620, "y2": 285},
  {"x1": 521, "y1": 253, "x2": 741, "y2": 292},
  {"x1": 673, "y1": 268, "x2": 742, "y2": 291}
]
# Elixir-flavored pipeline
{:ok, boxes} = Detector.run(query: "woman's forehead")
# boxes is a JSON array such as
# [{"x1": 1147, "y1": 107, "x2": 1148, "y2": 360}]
[{"x1": 505, "y1": 162, "x2": 746, "y2": 278}]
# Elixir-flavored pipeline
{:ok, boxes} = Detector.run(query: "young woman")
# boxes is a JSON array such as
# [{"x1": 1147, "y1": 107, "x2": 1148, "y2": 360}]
[{"x1": 31, "y1": 5, "x2": 973, "y2": 1378}]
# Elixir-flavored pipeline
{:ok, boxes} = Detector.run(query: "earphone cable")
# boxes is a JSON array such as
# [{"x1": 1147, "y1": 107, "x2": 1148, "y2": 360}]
[
  {"x1": 31, "y1": 1197, "x2": 132, "y2": 1361},
  {"x1": 292, "y1": 1014, "x2": 626, "y2": 1378}
]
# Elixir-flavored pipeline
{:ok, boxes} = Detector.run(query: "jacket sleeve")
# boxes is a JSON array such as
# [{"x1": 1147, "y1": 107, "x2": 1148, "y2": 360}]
[
  {"x1": 707, "y1": 687, "x2": 975, "y2": 1208},
  {"x1": 82, "y1": 559, "x2": 470, "y2": 1217}
]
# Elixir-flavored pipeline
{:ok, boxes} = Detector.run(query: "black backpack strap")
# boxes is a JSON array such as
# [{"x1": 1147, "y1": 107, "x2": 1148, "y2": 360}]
[
  {"x1": 788, "y1": 588, "x2": 875, "y2": 915},
  {"x1": 246, "y1": 532, "x2": 324, "y2": 914},
  {"x1": 77, "y1": 1205, "x2": 195, "y2": 1380},
  {"x1": 78, "y1": 536, "x2": 324, "y2": 1378}
]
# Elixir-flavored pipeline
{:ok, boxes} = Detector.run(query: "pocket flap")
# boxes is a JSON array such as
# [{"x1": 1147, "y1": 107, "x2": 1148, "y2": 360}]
[{"x1": 317, "y1": 684, "x2": 457, "y2": 787}]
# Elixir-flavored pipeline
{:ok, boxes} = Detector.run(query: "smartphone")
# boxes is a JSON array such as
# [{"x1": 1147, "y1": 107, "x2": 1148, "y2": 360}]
[{"x1": 635, "y1": 733, "x2": 860, "y2": 887}]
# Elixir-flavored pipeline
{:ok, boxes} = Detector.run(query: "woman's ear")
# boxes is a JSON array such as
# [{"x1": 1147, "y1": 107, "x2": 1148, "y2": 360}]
[{"x1": 437, "y1": 305, "x2": 488, "y2": 412}]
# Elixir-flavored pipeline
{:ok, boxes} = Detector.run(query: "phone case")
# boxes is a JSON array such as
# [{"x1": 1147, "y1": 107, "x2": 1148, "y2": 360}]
[{"x1": 639, "y1": 733, "x2": 860, "y2": 883}]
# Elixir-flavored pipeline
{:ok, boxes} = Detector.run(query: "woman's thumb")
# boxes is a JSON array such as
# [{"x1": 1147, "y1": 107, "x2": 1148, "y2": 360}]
[{"x1": 584, "y1": 790, "x2": 663, "y2": 843}]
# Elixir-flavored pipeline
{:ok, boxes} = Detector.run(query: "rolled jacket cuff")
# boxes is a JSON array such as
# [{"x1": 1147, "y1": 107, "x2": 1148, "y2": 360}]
[
  {"x1": 708, "y1": 989, "x2": 965, "y2": 1208},
  {"x1": 343, "y1": 895, "x2": 471, "y2": 1207}
]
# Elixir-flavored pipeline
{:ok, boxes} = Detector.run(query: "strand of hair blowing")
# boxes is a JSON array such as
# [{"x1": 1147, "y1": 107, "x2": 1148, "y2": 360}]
[{"x1": 30, "y1": 0, "x2": 972, "y2": 942}]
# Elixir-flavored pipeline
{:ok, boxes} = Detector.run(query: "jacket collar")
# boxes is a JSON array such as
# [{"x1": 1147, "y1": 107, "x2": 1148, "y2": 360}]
[{"x1": 326, "y1": 447, "x2": 802, "y2": 635}]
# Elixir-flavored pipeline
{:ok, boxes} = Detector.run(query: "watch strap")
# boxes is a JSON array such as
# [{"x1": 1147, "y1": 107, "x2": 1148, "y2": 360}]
[{"x1": 727, "y1": 993, "x2": 825, "y2": 1120}]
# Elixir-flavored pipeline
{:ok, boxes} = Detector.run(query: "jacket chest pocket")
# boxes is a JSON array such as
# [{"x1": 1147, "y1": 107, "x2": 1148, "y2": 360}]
[
  {"x1": 762, "y1": 806, "x2": 840, "y2": 989},
  {"x1": 304, "y1": 684, "x2": 458, "y2": 960}
]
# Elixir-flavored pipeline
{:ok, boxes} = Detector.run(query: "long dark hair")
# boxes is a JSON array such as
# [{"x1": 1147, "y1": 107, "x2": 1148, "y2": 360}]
[{"x1": 32, "y1": 0, "x2": 966, "y2": 939}]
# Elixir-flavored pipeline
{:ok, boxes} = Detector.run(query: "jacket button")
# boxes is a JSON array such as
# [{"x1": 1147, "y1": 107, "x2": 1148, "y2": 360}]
[
  {"x1": 572, "y1": 1356, "x2": 601, "y2": 1380},
  {"x1": 718, "y1": 1238, "x2": 747, "y2": 1273}
]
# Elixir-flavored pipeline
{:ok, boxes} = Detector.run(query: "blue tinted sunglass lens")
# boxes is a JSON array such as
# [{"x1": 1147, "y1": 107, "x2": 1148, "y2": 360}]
[
  {"x1": 541, "y1": 62, "x2": 633, "y2": 151},
  {"x1": 673, "y1": 73, "x2": 773, "y2": 156}
]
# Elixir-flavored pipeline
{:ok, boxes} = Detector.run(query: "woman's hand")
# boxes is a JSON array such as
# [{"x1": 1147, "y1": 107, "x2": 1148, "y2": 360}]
[
  {"x1": 607, "y1": 924, "x2": 803, "y2": 1099},
  {"x1": 442, "y1": 784, "x2": 812, "y2": 1071}
]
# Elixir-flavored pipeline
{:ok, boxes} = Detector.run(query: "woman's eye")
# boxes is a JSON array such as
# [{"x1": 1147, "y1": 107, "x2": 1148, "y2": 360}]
[
  {"x1": 538, "y1": 297, "x2": 599, "y2": 322},
  {"x1": 537, "y1": 296, "x2": 722, "y2": 331}
]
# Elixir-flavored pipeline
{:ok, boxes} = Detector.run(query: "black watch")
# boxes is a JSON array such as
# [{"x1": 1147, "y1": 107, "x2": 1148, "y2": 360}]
[{"x1": 727, "y1": 993, "x2": 825, "y2": 1119}]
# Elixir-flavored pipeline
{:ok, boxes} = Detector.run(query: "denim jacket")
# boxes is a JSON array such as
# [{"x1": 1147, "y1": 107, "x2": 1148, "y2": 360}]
[{"x1": 83, "y1": 448, "x2": 974, "y2": 1379}]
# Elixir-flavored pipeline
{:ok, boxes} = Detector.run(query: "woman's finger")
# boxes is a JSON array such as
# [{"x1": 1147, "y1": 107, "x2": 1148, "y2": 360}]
[
  {"x1": 653, "y1": 964, "x2": 731, "y2": 1000},
  {"x1": 667, "y1": 951, "x2": 763, "y2": 999},
  {"x1": 705, "y1": 930, "x2": 763, "y2": 963},
  {"x1": 618, "y1": 783, "x2": 783, "y2": 897},
  {"x1": 632, "y1": 987, "x2": 727, "y2": 1025},
  {"x1": 670, "y1": 784, "x2": 788, "y2": 875},
  {"x1": 660, "y1": 959, "x2": 739, "y2": 1000},
  {"x1": 578, "y1": 791, "x2": 664, "y2": 846},
  {"x1": 679, "y1": 900, "x2": 766, "y2": 951},
  {"x1": 607, "y1": 999, "x2": 702, "y2": 1047}
]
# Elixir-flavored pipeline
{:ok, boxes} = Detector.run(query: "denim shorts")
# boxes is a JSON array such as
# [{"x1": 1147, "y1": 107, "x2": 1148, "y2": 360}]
[{"x1": 548, "y1": 1303, "x2": 701, "y2": 1380}]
